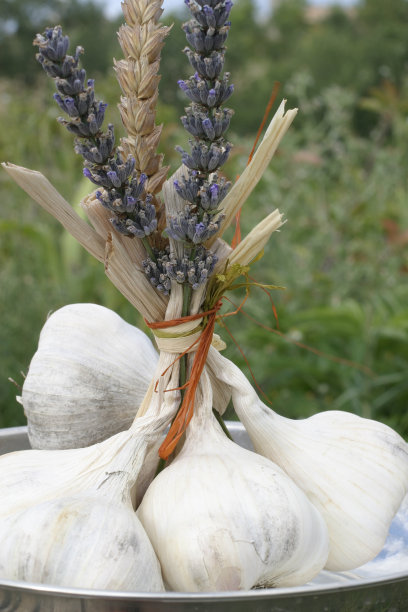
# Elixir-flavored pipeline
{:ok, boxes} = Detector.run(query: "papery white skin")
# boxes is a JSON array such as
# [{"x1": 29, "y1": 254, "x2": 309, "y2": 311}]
[
  {"x1": 0, "y1": 362, "x2": 181, "y2": 591},
  {"x1": 0, "y1": 427, "x2": 139, "y2": 520},
  {"x1": 0, "y1": 409, "x2": 172, "y2": 589},
  {"x1": 0, "y1": 348, "x2": 180, "y2": 521},
  {"x1": 138, "y1": 370, "x2": 329, "y2": 592},
  {"x1": 0, "y1": 495, "x2": 163, "y2": 592},
  {"x1": 208, "y1": 347, "x2": 408, "y2": 571},
  {"x1": 21, "y1": 303, "x2": 158, "y2": 449}
]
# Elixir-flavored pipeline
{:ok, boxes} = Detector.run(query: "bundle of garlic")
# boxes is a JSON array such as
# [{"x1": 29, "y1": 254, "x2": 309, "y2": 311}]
[{"x1": 2, "y1": 0, "x2": 407, "y2": 597}]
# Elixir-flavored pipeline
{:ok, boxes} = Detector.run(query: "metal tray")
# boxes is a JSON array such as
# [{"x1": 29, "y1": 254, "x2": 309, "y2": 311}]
[{"x1": 1, "y1": 425, "x2": 407, "y2": 612}]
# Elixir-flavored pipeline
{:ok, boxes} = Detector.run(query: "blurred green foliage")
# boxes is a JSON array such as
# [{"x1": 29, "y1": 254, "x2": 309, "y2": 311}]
[{"x1": 1, "y1": 0, "x2": 408, "y2": 437}]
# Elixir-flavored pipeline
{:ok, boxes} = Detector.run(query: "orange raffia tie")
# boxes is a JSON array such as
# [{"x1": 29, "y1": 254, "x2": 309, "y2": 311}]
[
  {"x1": 145, "y1": 301, "x2": 223, "y2": 460},
  {"x1": 231, "y1": 81, "x2": 281, "y2": 249}
]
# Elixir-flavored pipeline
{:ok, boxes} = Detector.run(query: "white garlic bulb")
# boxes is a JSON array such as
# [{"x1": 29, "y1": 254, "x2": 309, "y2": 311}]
[
  {"x1": 0, "y1": 494, "x2": 163, "y2": 591},
  {"x1": 21, "y1": 303, "x2": 158, "y2": 449},
  {"x1": 0, "y1": 427, "x2": 137, "y2": 520},
  {"x1": 209, "y1": 348, "x2": 408, "y2": 572},
  {"x1": 138, "y1": 370, "x2": 329, "y2": 591},
  {"x1": 0, "y1": 404, "x2": 180, "y2": 590}
]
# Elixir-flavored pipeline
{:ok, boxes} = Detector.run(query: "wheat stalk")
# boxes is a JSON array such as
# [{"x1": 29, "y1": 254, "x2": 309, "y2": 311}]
[{"x1": 116, "y1": 0, "x2": 170, "y2": 197}]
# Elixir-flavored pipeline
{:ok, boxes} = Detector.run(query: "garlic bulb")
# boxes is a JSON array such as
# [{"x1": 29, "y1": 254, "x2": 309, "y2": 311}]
[
  {"x1": 21, "y1": 303, "x2": 158, "y2": 449},
  {"x1": 0, "y1": 494, "x2": 163, "y2": 591},
  {"x1": 209, "y1": 348, "x2": 408, "y2": 571},
  {"x1": 0, "y1": 382, "x2": 180, "y2": 590},
  {"x1": 138, "y1": 370, "x2": 329, "y2": 591},
  {"x1": 0, "y1": 427, "x2": 138, "y2": 520}
]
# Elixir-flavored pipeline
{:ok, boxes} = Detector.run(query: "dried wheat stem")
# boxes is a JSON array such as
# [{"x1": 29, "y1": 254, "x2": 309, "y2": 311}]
[
  {"x1": 81, "y1": 192, "x2": 168, "y2": 321},
  {"x1": 229, "y1": 209, "x2": 285, "y2": 267},
  {"x1": 1, "y1": 161, "x2": 168, "y2": 320},
  {"x1": 116, "y1": 0, "x2": 170, "y2": 196},
  {"x1": 209, "y1": 100, "x2": 298, "y2": 244}
]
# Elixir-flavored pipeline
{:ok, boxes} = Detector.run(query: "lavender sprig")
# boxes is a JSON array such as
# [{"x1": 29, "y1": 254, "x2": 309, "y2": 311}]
[
  {"x1": 34, "y1": 26, "x2": 156, "y2": 241},
  {"x1": 142, "y1": 246, "x2": 218, "y2": 295},
  {"x1": 143, "y1": 0, "x2": 234, "y2": 297}
]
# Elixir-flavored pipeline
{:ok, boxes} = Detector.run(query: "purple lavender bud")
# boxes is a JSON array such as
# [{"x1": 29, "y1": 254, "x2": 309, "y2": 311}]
[
  {"x1": 64, "y1": 97, "x2": 79, "y2": 117},
  {"x1": 96, "y1": 101, "x2": 107, "y2": 124},
  {"x1": 55, "y1": 37, "x2": 69, "y2": 61},
  {"x1": 210, "y1": 183, "x2": 219, "y2": 198},
  {"x1": 214, "y1": 1, "x2": 233, "y2": 27},
  {"x1": 202, "y1": 117, "x2": 215, "y2": 140},
  {"x1": 76, "y1": 87, "x2": 94, "y2": 116},
  {"x1": 178, "y1": 80, "x2": 188, "y2": 92},
  {"x1": 207, "y1": 89, "x2": 217, "y2": 107},
  {"x1": 193, "y1": 222, "x2": 207, "y2": 243},
  {"x1": 71, "y1": 73, "x2": 87, "y2": 95},
  {"x1": 107, "y1": 171, "x2": 121, "y2": 188},
  {"x1": 184, "y1": 48, "x2": 225, "y2": 80},
  {"x1": 223, "y1": 84, "x2": 234, "y2": 103},
  {"x1": 53, "y1": 92, "x2": 64, "y2": 109},
  {"x1": 203, "y1": 5, "x2": 216, "y2": 29}
]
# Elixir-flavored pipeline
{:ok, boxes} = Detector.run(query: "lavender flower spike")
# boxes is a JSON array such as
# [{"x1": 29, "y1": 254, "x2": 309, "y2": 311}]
[{"x1": 34, "y1": 25, "x2": 157, "y2": 243}]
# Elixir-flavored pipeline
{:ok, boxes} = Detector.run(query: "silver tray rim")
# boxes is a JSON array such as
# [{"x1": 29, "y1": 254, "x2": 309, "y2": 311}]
[
  {"x1": 1, "y1": 570, "x2": 408, "y2": 603},
  {"x1": 1, "y1": 425, "x2": 407, "y2": 601}
]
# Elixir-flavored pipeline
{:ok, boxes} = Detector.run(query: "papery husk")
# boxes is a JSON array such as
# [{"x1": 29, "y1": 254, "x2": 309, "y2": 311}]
[
  {"x1": 208, "y1": 100, "x2": 297, "y2": 244},
  {"x1": 1, "y1": 163, "x2": 167, "y2": 321}
]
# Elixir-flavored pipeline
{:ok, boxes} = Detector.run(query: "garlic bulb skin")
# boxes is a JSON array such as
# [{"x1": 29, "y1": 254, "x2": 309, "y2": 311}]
[
  {"x1": 209, "y1": 349, "x2": 408, "y2": 572},
  {"x1": 0, "y1": 400, "x2": 181, "y2": 591},
  {"x1": 0, "y1": 494, "x2": 164, "y2": 591},
  {"x1": 138, "y1": 371, "x2": 329, "y2": 591},
  {"x1": 21, "y1": 303, "x2": 158, "y2": 449},
  {"x1": 0, "y1": 428, "x2": 134, "y2": 520}
]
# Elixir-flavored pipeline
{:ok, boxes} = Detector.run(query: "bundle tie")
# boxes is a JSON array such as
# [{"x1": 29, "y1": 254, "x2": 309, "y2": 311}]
[
  {"x1": 145, "y1": 305, "x2": 226, "y2": 355},
  {"x1": 145, "y1": 301, "x2": 223, "y2": 459}
]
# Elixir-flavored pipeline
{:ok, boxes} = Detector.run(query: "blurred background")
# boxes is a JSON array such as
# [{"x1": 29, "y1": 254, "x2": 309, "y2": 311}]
[{"x1": 1, "y1": 0, "x2": 407, "y2": 436}]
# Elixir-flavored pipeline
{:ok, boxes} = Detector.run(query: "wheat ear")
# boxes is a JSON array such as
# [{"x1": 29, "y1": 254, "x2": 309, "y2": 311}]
[{"x1": 116, "y1": 0, "x2": 170, "y2": 197}]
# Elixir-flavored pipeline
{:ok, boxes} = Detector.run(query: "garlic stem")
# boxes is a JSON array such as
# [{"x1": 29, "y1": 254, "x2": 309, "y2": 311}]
[
  {"x1": 208, "y1": 101, "x2": 297, "y2": 244},
  {"x1": 142, "y1": 235, "x2": 155, "y2": 261},
  {"x1": 212, "y1": 408, "x2": 233, "y2": 440}
]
